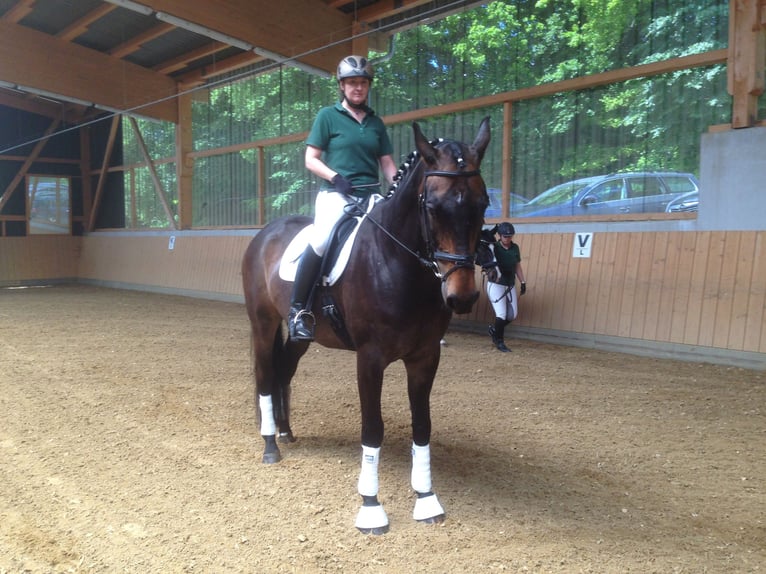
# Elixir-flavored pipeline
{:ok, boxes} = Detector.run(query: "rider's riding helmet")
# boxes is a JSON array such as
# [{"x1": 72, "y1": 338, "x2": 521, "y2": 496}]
[
  {"x1": 337, "y1": 55, "x2": 374, "y2": 82},
  {"x1": 498, "y1": 222, "x2": 515, "y2": 236}
]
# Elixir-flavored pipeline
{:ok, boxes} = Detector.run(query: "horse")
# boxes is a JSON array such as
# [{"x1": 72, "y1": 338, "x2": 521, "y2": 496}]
[
  {"x1": 241, "y1": 117, "x2": 491, "y2": 534},
  {"x1": 476, "y1": 225, "x2": 500, "y2": 283}
]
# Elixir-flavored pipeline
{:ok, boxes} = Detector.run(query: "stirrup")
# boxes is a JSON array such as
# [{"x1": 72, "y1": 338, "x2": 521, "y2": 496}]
[{"x1": 289, "y1": 309, "x2": 315, "y2": 341}]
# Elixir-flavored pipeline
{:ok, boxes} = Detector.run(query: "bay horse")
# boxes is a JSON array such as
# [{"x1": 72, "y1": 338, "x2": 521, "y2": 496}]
[{"x1": 241, "y1": 117, "x2": 491, "y2": 534}]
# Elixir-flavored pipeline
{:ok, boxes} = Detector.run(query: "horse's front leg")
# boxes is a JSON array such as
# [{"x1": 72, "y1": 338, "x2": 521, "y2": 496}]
[
  {"x1": 406, "y1": 351, "x2": 446, "y2": 525},
  {"x1": 354, "y1": 352, "x2": 389, "y2": 535}
]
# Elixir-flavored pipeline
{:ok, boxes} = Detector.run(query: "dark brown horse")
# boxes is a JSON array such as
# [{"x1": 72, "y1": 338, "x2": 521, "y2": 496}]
[{"x1": 241, "y1": 118, "x2": 490, "y2": 534}]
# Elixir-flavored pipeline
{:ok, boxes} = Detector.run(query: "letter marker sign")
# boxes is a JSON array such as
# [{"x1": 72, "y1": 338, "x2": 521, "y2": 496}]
[{"x1": 573, "y1": 232, "x2": 593, "y2": 258}]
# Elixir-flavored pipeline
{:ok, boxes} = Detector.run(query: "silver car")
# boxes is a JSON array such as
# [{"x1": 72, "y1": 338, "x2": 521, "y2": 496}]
[{"x1": 514, "y1": 172, "x2": 700, "y2": 217}]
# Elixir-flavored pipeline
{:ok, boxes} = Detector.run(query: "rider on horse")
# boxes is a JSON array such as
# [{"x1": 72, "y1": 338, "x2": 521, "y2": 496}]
[{"x1": 288, "y1": 55, "x2": 398, "y2": 341}]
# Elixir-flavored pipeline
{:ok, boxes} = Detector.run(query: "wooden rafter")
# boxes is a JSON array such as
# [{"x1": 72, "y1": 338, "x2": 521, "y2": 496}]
[
  {"x1": 109, "y1": 23, "x2": 175, "y2": 59},
  {"x1": 1, "y1": 0, "x2": 35, "y2": 23},
  {"x1": 56, "y1": 4, "x2": 117, "y2": 41},
  {"x1": 88, "y1": 114, "x2": 121, "y2": 232},
  {"x1": 153, "y1": 41, "x2": 229, "y2": 75},
  {"x1": 0, "y1": 117, "x2": 61, "y2": 214}
]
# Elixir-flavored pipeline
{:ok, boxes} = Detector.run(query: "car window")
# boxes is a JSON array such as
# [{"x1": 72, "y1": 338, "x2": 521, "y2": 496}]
[
  {"x1": 589, "y1": 180, "x2": 625, "y2": 202},
  {"x1": 627, "y1": 177, "x2": 663, "y2": 198},
  {"x1": 526, "y1": 178, "x2": 597, "y2": 207},
  {"x1": 663, "y1": 175, "x2": 697, "y2": 193}
]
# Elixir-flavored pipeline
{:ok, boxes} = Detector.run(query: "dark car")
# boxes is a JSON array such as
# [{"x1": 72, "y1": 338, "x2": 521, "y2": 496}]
[{"x1": 514, "y1": 172, "x2": 700, "y2": 218}]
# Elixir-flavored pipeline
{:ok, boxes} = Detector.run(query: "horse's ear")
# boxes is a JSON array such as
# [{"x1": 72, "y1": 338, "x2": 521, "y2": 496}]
[
  {"x1": 471, "y1": 116, "x2": 491, "y2": 162},
  {"x1": 413, "y1": 122, "x2": 437, "y2": 164}
]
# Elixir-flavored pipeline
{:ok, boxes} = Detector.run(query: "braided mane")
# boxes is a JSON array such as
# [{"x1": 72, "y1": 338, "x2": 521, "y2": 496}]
[{"x1": 388, "y1": 138, "x2": 443, "y2": 195}]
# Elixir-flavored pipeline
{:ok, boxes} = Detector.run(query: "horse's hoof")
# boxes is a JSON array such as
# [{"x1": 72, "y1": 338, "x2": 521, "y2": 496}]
[
  {"x1": 413, "y1": 492, "x2": 445, "y2": 523},
  {"x1": 355, "y1": 502, "x2": 389, "y2": 535},
  {"x1": 262, "y1": 435, "x2": 281, "y2": 464},
  {"x1": 278, "y1": 432, "x2": 296, "y2": 444},
  {"x1": 417, "y1": 513, "x2": 445, "y2": 525},
  {"x1": 262, "y1": 451, "x2": 281, "y2": 464},
  {"x1": 357, "y1": 524, "x2": 390, "y2": 535}
]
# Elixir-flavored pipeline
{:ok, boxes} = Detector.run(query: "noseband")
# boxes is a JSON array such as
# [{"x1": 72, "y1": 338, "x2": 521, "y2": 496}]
[{"x1": 420, "y1": 167, "x2": 482, "y2": 281}]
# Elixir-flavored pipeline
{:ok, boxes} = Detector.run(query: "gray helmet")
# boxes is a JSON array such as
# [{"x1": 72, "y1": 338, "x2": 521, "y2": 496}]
[
  {"x1": 337, "y1": 55, "x2": 374, "y2": 82},
  {"x1": 498, "y1": 222, "x2": 515, "y2": 236}
]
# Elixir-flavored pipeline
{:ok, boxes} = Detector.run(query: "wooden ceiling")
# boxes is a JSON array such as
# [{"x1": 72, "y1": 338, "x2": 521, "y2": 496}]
[{"x1": 0, "y1": 0, "x2": 471, "y2": 123}]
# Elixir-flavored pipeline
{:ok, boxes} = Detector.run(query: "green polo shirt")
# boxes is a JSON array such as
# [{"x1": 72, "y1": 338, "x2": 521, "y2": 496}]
[
  {"x1": 306, "y1": 102, "x2": 393, "y2": 197},
  {"x1": 494, "y1": 241, "x2": 522, "y2": 287}
]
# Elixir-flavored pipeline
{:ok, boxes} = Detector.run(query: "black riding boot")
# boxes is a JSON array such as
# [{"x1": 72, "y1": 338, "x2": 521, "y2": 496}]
[
  {"x1": 491, "y1": 317, "x2": 511, "y2": 353},
  {"x1": 288, "y1": 247, "x2": 323, "y2": 341}
]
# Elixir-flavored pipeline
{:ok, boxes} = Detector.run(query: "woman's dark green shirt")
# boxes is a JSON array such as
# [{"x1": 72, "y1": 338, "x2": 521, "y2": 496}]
[
  {"x1": 306, "y1": 102, "x2": 393, "y2": 198},
  {"x1": 493, "y1": 241, "x2": 522, "y2": 287}
]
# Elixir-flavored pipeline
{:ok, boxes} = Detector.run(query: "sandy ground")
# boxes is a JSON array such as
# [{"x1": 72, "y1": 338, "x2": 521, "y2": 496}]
[{"x1": 0, "y1": 284, "x2": 764, "y2": 573}]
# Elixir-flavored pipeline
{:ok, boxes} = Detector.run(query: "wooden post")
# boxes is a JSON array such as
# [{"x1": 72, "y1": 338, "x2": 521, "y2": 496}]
[
  {"x1": 728, "y1": 0, "x2": 765, "y2": 128},
  {"x1": 176, "y1": 87, "x2": 194, "y2": 229},
  {"x1": 502, "y1": 101, "x2": 513, "y2": 219}
]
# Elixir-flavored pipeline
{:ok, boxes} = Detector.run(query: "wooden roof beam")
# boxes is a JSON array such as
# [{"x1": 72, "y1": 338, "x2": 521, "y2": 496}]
[
  {"x1": 0, "y1": 20, "x2": 178, "y2": 123},
  {"x1": 1, "y1": 0, "x2": 35, "y2": 23},
  {"x1": 153, "y1": 41, "x2": 229, "y2": 75},
  {"x1": 138, "y1": 0, "x2": 352, "y2": 74},
  {"x1": 56, "y1": 4, "x2": 117, "y2": 41},
  {"x1": 109, "y1": 22, "x2": 175, "y2": 59}
]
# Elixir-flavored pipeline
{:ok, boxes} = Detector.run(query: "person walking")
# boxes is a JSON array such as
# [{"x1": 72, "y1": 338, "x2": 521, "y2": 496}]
[
  {"x1": 485, "y1": 222, "x2": 526, "y2": 352},
  {"x1": 288, "y1": 55, "x2": 398, "y2": 341}
]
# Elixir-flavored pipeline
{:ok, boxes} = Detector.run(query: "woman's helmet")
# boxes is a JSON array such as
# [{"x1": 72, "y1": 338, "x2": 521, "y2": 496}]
[
  {"x1": 498, "y1": 222, "x2": 515, "y2": 236},
  {"x1": 337, "y1": 55, "x2": 374, "y2": 82}
]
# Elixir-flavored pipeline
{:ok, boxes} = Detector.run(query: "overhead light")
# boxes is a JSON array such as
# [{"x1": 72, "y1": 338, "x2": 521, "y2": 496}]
[
  {"x1": 104, "y1": 0, "x2": 153, "y2": 16},
  {"x1": 0, "y1": 80, "x2": 17, "y2": 89},
  {"x1": 253, "y1": 47, "x2": 332, "y2": 78},
  {"x1": 16, "y1": 85, "x2": 93, "y2": 107},
  {"x1": 156, "y1": 12, "x2": 253, "y2": 51}
]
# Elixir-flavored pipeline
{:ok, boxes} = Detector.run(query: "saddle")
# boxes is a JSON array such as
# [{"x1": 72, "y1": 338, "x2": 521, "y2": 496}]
[
  {"x1": 279, "y1": 196, "x2": 380, "y2": 349},
  {"x1": 278, "y1": 195, "x2": 377, "y2": 286}
]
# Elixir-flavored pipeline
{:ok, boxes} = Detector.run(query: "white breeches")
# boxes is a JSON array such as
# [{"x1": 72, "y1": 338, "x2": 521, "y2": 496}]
[
  {"x1": 307, "y1": 190, "x2": 355, "y2": 257},
  {"x1": 486, "y1": 281, "x2": 519, "y2": 321}
]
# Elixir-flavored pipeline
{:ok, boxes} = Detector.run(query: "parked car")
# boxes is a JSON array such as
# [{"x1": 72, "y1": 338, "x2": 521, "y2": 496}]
[
  {"x1": 514, "y1": 172, "x2": 700, "y2": 218},
  {"x1": 665, "y1": 190, "x2": 699, "y2": 213},
  {"x1": 484, "y1": 188, "x2": 528, "y2": 218}
]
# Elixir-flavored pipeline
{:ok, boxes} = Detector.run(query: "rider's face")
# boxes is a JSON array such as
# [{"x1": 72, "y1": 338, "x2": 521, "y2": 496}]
[
  {"x1": 341, "y1": 77, "x2": 370, "y2": 105},
  {"x1": 500, "y1": 234, "x2": 514, "y2": 246}
]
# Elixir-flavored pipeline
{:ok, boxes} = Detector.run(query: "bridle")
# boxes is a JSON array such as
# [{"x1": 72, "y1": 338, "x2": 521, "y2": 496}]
[
  {"x1": 356, "y1": 148, "x2": 485, "y2": 282},
  {"x1": 418, "y1": 167, "x2": 483, "y2": 281}
]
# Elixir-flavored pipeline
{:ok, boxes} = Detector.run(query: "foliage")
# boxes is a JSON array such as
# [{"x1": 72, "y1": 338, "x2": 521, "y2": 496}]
[{"x1": 121, "y1": 0, "x2": 732, "y2": 227}]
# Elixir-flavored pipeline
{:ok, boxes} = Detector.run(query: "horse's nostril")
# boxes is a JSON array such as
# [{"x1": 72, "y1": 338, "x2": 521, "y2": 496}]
[{"x1": 446, "y1": 290, "x2": 479, "y2": 314}]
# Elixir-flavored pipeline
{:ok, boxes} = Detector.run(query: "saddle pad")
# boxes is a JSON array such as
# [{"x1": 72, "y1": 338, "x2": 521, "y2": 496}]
[{"x1": 278, "y1": 197, "x2": 378, "y2": 286}]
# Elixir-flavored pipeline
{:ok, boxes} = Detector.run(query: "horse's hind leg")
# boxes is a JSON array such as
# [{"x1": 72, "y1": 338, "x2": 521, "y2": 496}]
[{"x1": 253, "y1": 320, "x2": 308, "y2": 464}]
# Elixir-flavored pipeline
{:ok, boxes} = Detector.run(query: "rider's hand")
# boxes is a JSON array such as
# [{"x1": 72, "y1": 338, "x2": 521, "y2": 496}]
[{"x1": 332, "y1": 174, "x2": 354, "y2": 196}]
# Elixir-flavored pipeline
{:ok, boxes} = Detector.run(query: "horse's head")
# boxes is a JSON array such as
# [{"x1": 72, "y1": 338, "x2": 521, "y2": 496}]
[
  {"x1": 476, "y1": 227, "x2": 499, "y2": 283},
  {"x1": 412, "y1": 117, "x2": 491, "y2": 314}
]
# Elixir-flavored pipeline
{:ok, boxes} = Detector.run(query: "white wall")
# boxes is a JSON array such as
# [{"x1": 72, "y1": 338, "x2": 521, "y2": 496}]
[{"x1": 700, "y1": 126, "x2": 766, "y2": 231}]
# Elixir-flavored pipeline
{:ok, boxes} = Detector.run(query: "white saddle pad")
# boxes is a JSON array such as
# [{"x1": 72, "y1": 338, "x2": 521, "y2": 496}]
[{"x1": 278, "y1": 196, "x2": 379, "y2": 286}]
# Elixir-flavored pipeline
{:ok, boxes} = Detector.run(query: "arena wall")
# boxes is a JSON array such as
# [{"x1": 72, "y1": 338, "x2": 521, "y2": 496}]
[{"x1": 1, "y1": 128, "x2": 765, "y2": 369}]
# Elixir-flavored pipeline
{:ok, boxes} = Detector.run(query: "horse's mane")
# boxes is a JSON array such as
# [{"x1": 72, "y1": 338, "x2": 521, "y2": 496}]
[{"x1": 387, "y1": 138, "x2": 444, "y2": 196}]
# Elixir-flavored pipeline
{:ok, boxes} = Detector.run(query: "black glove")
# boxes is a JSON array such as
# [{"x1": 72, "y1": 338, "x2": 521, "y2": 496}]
[
  {"x1": 520, "y1": 282, "x2": 527, "y2": 295},
  {"x1": 331, "y1": 174, "x2": 354, "y2": 196}
]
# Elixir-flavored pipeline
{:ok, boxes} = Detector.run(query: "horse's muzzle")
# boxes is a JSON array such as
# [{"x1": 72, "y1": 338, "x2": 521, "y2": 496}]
[{"x1": 445, "y1": 288, "x2": 480, "y2": 314}]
